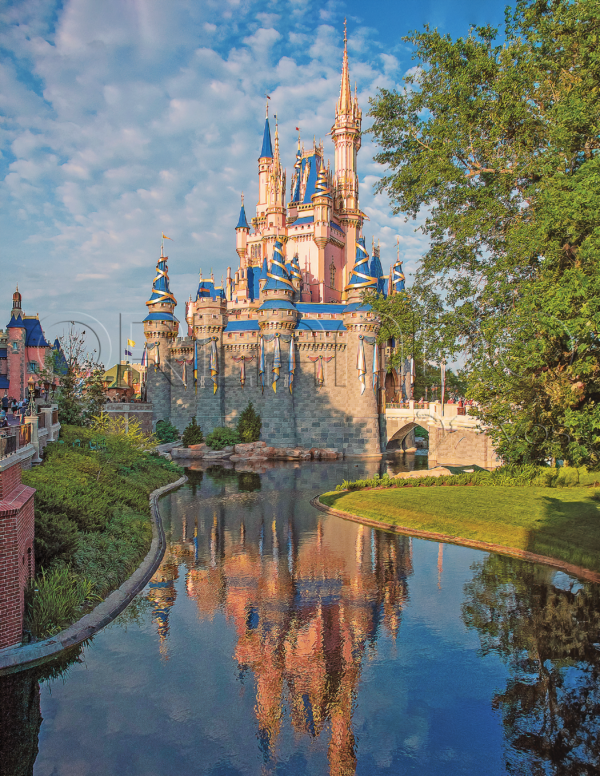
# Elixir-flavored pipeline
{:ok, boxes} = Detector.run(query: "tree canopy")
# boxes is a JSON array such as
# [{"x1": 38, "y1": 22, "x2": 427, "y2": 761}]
[{"x1": 369, "y1": 0, "x2": 600, "y2": 465}]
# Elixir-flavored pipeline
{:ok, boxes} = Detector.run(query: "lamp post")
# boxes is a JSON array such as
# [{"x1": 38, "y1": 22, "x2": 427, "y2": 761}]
[{"x1": 27, "y1": 376, "x2": 36, "y2": 416}]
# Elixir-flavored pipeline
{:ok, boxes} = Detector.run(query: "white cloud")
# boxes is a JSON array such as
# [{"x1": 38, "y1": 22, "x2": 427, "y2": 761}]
[{"x1": 0, "y1": 0, "x2": 425, "y2": 363}]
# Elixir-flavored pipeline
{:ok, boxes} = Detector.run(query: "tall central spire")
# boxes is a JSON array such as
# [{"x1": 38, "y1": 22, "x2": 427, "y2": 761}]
[{"x1": 337, "y1": 18, "x2": 352, "y2": 116}]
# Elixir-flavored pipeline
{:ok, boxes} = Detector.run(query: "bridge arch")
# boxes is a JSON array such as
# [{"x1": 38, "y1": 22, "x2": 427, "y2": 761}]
[{"x1": 386, "y1": 421, "x2": 428, "y2": 452}]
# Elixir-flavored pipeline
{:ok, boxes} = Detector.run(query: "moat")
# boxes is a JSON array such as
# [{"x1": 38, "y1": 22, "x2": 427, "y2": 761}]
[{"x1": 2, "y1": 455, "x2": 599, "y2": 776}]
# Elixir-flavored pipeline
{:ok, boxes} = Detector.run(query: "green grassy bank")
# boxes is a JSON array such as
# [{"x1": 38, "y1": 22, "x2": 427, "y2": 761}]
[
  {"x1": 21, "y1": 424, "x2": 183, "y2": 639},
  {"x1": 321, "y1": 484, "x2": 600, "y2": 574}
]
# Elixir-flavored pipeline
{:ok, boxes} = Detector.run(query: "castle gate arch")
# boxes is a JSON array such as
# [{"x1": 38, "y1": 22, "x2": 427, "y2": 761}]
[{"x1": 386, "y1": 421, "x2": 427, "y2": 452}]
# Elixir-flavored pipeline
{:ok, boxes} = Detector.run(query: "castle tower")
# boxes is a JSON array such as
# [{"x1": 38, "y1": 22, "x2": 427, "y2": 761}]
[
  {"x1": 257, "y1": 104, "x2": 274, "y2": 223},
  {"x1": 266, "y1": 116, "x2": 286, "y2": 232},
  {"x1": 342, "y1": 237, "x2": 381, "y2": 455},
  {"x1": 312, "y1": 164, "x2": 333, "y2": 301},
  {"x1": 143, "y1": 244, "x2": 179, "y2": 426},
  {"x1": 332, "y1": 23, "x2": 363, "y2": 278},
  {"x1": 143, "y1": 244, "x2": 179, "y2": 350},
  {"x1": 11, "y1": 287, "x2": 22, "y2": 319},
  {"x1": 235, "y1": 194, "x2": 250, "y2": 262},
  {"x1": 390, "y1": 254, "x2": 406, "y2": 294}
]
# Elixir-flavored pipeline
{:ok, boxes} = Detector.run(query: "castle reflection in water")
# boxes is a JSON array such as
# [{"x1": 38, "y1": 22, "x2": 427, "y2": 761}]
[{"x1": 147, "y1": 463, "x2": 413, "y2": 774}]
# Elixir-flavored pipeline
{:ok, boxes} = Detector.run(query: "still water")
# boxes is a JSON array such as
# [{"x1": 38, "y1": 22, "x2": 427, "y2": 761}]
[{"x1": 2, "y1": 456, "x2": 599, "y2": 776}]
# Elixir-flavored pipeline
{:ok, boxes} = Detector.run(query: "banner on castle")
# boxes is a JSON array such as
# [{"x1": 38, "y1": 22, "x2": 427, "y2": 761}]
[
  {"x1": 372, "y1": 343, "x2": 379, "y2": 393},
  {"x1": 357, "y1": 337, "x2": 366, "y2": 395},
  {"x1": 259, "y1": 337, "x2": 265, "y2": 393},
  {"x1": 209, "y1": 339, "x2": 218, "y2": 394},
  {"x1": 175, "y1": 358, "x2": 193, "y2": 389},
  {"x1": 193, "y1": 341, "x2": 198, "y2": 395},
  {"x1": 309, "y1": 355, "x2": 333, "y2": 387},
  {"x1": 288, "y1": 338, "x2": 295, "y2": 394},
  {"x1": 232, "y1": 355, "x2": 254, "y2": 387},
  {"x1": 272, "y1": 335, "x2": 281, "y2": 393}
]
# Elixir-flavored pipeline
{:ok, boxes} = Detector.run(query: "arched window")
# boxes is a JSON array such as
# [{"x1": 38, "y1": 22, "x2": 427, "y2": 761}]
[{"x1": 329, "y1": 262, "x2": 336, "y2": 289}]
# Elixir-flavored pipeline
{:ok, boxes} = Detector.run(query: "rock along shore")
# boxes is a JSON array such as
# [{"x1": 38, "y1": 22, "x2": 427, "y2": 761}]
[{"x1": 171, "y1": 440, "x2": 342, "y2": 464}]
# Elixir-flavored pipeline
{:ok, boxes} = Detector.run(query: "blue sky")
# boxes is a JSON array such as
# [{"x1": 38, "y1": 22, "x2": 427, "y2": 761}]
[{"x1": 0, "y1": 0, "x2": 510, "y2": 365}]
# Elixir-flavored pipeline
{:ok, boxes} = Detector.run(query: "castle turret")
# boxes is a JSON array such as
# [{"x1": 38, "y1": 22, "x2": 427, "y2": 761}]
[
  {"x1": 257, "y1": 105, "x2": 273, "y2": 221},
  {"x1": 143, "y1": 244, "x2": 179, "y2": 353},
  {"x1": 11, "y1": 287, "x2": 22, "y2": 319},
  {"x1": 235, "y1": 194, "x2": 250, "y2": 262},
  {"x1": 312, "y1": 164, "x2": 333, "y2": 301},
  {"x1": 259, "y1": 240, "x2": 298, "y2": 332},
  {"x1": 390, "y1": 253, "x2": 406, "y2": 294},
  {"x1": 342, "y1": 235, "x2": 381, "y2": 455}
]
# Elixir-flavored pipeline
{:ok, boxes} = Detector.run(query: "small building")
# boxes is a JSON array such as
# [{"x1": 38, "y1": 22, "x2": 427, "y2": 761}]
[
  {"x1": 0, "y1": 288, "x2": 61, "y2": 402},
  {"x1": 102, "y1": 362, "x2": 141, "y2": 402}
]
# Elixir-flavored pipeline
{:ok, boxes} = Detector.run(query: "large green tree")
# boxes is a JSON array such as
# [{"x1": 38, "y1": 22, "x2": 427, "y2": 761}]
[{"x1": 369, "y1": 0, "x2": 600, "y2": 465}]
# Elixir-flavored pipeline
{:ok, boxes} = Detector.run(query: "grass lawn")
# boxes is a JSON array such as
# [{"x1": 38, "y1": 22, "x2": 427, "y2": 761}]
[{"x1": 321, "y1": 486, "x2": 600, "y2": 573}]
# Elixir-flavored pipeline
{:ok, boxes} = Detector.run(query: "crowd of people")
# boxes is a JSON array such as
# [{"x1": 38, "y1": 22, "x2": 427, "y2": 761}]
[{"x1": 0, "y1": 394, "x2": 32, "y2": 428}]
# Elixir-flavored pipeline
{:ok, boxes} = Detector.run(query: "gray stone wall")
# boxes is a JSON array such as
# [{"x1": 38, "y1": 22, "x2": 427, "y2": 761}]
[{"x1": 147, "y1": 329, "x2": 384, "y2": 455}]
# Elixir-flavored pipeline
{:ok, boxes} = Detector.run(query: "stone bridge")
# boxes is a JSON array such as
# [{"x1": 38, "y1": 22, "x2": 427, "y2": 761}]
[{"x1": 384, "y1": 401, "x2": 501, "y2": 470}]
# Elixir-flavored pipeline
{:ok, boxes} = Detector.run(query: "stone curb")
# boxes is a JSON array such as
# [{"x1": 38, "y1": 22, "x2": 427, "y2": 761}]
[
  {"x1": 0, "y1": 475, "x2": 188, "y2": 676},
  {"x1": 310, "y1": 494, "x2": 600, "y2": 585}
]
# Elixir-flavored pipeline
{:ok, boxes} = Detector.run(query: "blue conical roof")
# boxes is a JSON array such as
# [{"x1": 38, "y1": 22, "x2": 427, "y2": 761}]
[
  {"x1": 346, "y1": 237, "x2": 377, "y2": 291},
  {"x1": 391, "y1": 258, "x2": 406, "y2": 293},
  {"x1": 196, "y1": 278, "x2": 215, "y2": 299},
  {"x1": 147, "y1": 256, "x2": 177, "y2": 306},
  {"x1": 260, "y1": 117, "x2": 273, "y2": 159},
  {"x1": 236, "y1": 203, "x2": 249, "y2": 229},
  {"x1": 264, "y1": 241, "x2": 294, "y2": 291},
  {"x1": 289, "y1": 254, "x2": 302, "y2": 282},
  {"x1": 370, "y1": 251, "x2": 386, "y2": 296},
  {"x1": 291, "y1": 149, "x2": 302, "y2": 202}
]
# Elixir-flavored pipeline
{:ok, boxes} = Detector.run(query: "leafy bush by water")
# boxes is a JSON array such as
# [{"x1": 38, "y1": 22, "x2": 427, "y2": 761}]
[
  {"x1": 25, "y1": 566, "x2": 100, "y2": 639},
  {"x1": 206, "y1": 426, "x2": 241, "y2": 450},
  {"x1": 155, "y1": 418, "x2": 180, "y2": 443},
  {"x1": 236, "y1": 401, "x2": 262, "y2": 443},
  {"x1": 182, "y1": 416, "x2": 204, "y2": 447}
]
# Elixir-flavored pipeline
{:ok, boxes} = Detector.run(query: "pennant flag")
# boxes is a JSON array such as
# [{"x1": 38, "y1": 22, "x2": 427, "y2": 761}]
[
  {"x1": 162, "y1": 233, "x2": 173, "y2": 240},
  {"x1": 154, "y1": 343, "x2": 160, "y2": 365},
  {"x1": 272, "y1": 336, "x2": 281, "y2": 393},
  {"x1": 127, "y1": 339, "x2": 136, "y2": 348},
  {"x1": 357, "y1": 337, "x2": 366, "y2": 395},
  {"x1": 288, "y1": 337, "x2": 296, "y2": 394},
  {"x1": 194, "y1": 340, "x2": 198, "y2": 395},
  {"x1": 259, "y1": 337, "x2": 265, "y2": 393},
  {"x1": 209, "y1": 339, "x2": 218, "y2": 394},
  {"x1": 372, "y1": 343, "x2": 380, "y2": 393},
  {"x1": 125, "y1": 349, "x2": 132, "y2": 357}
]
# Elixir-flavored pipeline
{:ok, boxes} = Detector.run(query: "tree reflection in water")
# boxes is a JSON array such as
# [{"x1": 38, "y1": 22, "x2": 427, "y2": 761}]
[
  {"x1": 148, "y1": 502, "x2": 413, "y2": 776},
  {"x1": 0, "y1": 646, "x2": 84, "y2": 776},
  {"x1": 462, "y1": 554, "x2": 600, "y2": 774}
]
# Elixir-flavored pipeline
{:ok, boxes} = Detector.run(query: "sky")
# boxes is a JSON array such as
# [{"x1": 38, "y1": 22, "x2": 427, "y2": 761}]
[{"x1": 0, "y1": 0, "x2": 511, "y2": 366}]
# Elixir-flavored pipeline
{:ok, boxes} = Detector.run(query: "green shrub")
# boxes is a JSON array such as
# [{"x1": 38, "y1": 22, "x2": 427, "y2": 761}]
[
  {"x1": 155, "y1": 418, "x2": 179, "y2": 443},
  {"x1": 236, "y1": 401, "x2": 262, "y2": 443},
  {"x1": 25, "y1": 566, "x2": 99, "y2": 639},
  {"x1": 206, "y1": 426, "x2": 241, "y2": 450},
  {"x1": 556, "y1": 466, "x2": 580, "y2": 488},
  {"x1": 414, "y1": 426, "x2": 428, "y2": 438},
  {"x1": 182, "y1": 416, "x2": 204, "y2": 447},
  {"x1": 34, "y1": 511, "x2": 79, "y2": 569}
]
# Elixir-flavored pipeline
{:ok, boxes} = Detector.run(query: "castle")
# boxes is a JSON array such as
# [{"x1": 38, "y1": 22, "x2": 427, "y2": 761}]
[{"x1": 144, "y1": 29, "x2": 406, "y2": 456}]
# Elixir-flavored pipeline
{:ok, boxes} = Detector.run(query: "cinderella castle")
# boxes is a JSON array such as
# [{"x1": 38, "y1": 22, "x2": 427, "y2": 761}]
[{"x1": 144, "y1": 29, "x2": 406, "y2": 456}]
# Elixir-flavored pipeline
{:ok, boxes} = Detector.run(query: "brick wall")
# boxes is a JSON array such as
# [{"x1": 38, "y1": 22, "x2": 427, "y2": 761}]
[{"x1": 0, "y1": 459, "x2": 35, "y2": 650}]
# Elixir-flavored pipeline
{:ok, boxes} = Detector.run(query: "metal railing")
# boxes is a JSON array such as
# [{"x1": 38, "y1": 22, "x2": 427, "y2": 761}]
[
  {"x1": 0, "y1": 431, "x2": 18, "y2": 460},
  {"x1": 38, "y1": 413, "x2": 46, "y2": 429},
  {"x1": 51, "y1": 409, "x2": 59, "y2": 425}
]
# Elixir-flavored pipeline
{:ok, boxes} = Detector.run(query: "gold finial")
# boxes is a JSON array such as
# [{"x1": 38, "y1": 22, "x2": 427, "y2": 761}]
[
  {"x1": 160, "y1": 240, "x2": 164, "y2": 258},
  {"x1": 211, "y1": 268, "x2": 214, "y2": 281},
  {"x1": 344, "y1": 17, "x2": 347, "y2": 45}
]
